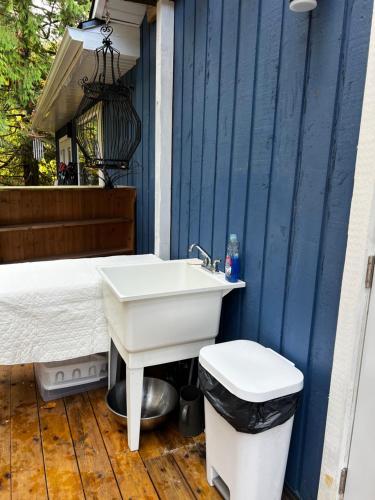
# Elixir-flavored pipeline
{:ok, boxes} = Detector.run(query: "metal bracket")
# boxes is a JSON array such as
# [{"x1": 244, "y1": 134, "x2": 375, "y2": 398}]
[
  {"x1": 339, "y1": 467, "x2": 348, "y2": 496},
  {"x1": 365, "y1": 255, "x2": 375, "y2": 288}
]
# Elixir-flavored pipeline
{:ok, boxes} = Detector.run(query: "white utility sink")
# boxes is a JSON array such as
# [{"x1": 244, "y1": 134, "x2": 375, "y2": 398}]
[
  {"x1": 99, "y1": 260, "x2": 245, "y2": 353},
  {"x1": 98, "y1": 258, "x2": 245, "y2": 451}
]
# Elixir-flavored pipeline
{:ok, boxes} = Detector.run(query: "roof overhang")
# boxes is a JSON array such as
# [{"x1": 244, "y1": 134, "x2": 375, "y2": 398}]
[
  {"x1": 33, "y1": 1, "x2": 146, "y2": 133},
  {"x1": 91, "y1": 0, "x2": 148, "y2": 26}
]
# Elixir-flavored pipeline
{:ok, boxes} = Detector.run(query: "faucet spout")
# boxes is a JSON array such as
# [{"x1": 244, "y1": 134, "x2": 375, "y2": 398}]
[
  {"x1": 188, "y1": 243, "x2": 220, "y2": 273},
  {"x1": 189, "y1": 243, "x2": 211, "y2": 263}
]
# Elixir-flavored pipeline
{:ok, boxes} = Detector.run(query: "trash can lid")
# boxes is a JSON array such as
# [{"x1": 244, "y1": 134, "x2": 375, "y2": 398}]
[{"x1": 199, "y1": 340, "x2": 304, "y2": 403}]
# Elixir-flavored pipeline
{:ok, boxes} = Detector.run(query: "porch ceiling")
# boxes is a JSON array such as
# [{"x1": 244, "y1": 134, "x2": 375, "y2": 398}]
[{"x1": 32, "y1": 5, "x2": 146, "y2": 134}]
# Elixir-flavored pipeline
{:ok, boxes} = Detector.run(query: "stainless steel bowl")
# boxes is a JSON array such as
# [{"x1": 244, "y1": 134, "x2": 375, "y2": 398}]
[{"x1": 105, "y1": 377, "x2": 178, "y2": 431}]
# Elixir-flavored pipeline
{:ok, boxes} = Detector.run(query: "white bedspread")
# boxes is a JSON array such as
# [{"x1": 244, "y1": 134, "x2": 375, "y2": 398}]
[{"x1": 0, "y1": 254, "x2": 160, "y2": 364}]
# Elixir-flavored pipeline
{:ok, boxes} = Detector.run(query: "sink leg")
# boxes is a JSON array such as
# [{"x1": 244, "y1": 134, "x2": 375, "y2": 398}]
[
  {"x1": 108, "y1": 339, "x2": 121, "y2": 390},
  {"x1": 126, "y1": 365, "x2": 144, "y2": 452}
]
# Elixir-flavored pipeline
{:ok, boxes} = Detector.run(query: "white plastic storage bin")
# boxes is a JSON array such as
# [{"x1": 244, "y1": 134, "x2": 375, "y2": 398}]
[
  {"x1": 35, "y1": 353, "x2": 108, "y2": 402},
  {"x1": 199, "y1": 340, "x2": 304, "y2": 500}
]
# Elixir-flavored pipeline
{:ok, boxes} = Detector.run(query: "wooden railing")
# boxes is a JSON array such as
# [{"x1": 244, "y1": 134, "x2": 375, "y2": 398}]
[{"x1": 0, "y1": 186, "x2": 136, "y2": 264}]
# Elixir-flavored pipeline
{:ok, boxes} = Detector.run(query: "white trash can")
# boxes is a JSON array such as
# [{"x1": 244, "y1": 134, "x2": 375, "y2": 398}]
[{"x1": 199, "y1": 340, "x2": 304, "y2": 500}]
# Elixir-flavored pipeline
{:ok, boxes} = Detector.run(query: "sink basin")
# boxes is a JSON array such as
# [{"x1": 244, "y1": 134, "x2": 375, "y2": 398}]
[
  {"x1": 99, "y1": 260, "x2": 244, "y2": 301},
  {"x1": 99, "y1": 259, "x2": 245, "y2": 353}
]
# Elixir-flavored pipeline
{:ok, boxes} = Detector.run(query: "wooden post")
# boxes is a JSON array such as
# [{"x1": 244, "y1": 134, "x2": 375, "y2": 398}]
[{"x1": 154, "y1": 0, "x2": 174, "y2": 260}]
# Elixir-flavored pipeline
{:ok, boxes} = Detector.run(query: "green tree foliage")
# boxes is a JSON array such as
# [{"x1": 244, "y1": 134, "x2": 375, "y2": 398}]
[{"x1": 0, "y1": 0, "x2": 90, "y2": 185}]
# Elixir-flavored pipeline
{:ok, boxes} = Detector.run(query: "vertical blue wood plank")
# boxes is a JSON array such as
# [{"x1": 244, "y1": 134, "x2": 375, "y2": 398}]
[
  {"x1": 119, "y1": 17, "x2": 156, "y2": 255},
  {"x1": 258, "y1": 8, "x2": 310, "y2": 352},
  {"x1": 220, "y1": 0, "x2": 260, "y2": 340},
  {"x1": 132, "y1": 65, "x2": 142, "y2": 250},
  {"x1": 240, "y1": 0, "x2": 284, "y2": 341},
  {"x1": 171, "y1": 0, "x2": 185, "y2": 258},
  {"x1": 148, "y1": 21, "x2": 156, "y2": 254},
  {"x1": 178, "y1": 0, "x2": 196, "y2": 258},
  {"x1": 142, "y1": 21, "x2": 150, "y2": 254},
  {"x1": 134, "y1": 36, "x2": 144, "y2": 253},
  {"x1": 212, "y1": 0, "x2": 241, "y2": 263},
  {"x1": 199, "y1": 0, "x2": 223, "y2": 255},
  {"x1": 227, "y1": 0, "x2": 259, "y2": 247},
  {"x1": 188, "y1": 0, "x2": 208, "y2": 247},
  {"x1": 207, "y1": 0, "x2": 241, "y2": 342}
]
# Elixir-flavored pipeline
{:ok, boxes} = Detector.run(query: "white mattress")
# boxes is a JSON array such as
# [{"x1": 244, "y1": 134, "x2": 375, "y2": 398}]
[{"x1": 0, "y1": 254, "x2": 160, "y2": 365}]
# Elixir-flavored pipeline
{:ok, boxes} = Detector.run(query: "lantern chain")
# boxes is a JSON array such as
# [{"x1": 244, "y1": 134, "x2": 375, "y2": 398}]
[{"x1": 104, "y1": 0, "x2": 110, "y2": 26}]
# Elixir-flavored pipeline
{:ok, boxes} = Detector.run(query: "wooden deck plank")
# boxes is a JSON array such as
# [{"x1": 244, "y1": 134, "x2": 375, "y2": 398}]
[
  {"x1": 173, "y1": 443, "x2": 221, "y2": 499},
  {"x1": 145, "y1": 454, "x2": 195, "y2": 500},
  {"x1": 0, "y1": 366, "x2": 11, "y2": 500},
  {"x1": 37, "y1": 394, "x2": 85, "y2": 500},
  {"x1": 157, "y1": 419, "x2": 195, "y2": 451},
  {"x1": 139, "y1": 427, "x2": 167, "y2": 461},
  {"x1": 140, "y1": 418, "x2": 195, "y2": 461},
  {"x1": 88, "y1": 388, "x2": 158, "y2": 499},
  {"x1": 64, "y1": 392, "x2": 122, "y2": 499},
  {"x1": 10, "y1": 364, "x2": 47, "y2": 499},
  {"x1": 193, "y1": 432, "x2": 206, "y2": 444}
]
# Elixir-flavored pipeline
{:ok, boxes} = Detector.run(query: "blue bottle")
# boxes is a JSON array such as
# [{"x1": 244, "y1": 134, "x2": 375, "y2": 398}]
[{"x1": 225, "y1": 234, "x2": 240, "y2": 283}]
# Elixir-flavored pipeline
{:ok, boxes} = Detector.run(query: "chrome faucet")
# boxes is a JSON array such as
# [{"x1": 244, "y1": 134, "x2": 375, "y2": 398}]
[{"x1": 188, "y1": 243, "x2": 221, "y2": 273}]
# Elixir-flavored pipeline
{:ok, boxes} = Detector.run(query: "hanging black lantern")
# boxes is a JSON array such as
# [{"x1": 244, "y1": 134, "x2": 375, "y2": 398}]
[{"x1": 75, "y1": 21, "x2": 141, "y2": 174}]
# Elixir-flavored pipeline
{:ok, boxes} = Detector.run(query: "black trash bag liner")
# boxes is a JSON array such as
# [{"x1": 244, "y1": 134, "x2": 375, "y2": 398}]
[{"x1": 198, "y1": 363, "x2": 301, "y2": 434}]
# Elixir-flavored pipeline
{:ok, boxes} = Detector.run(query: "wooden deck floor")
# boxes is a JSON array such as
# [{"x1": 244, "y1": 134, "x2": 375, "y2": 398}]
[
  {"x1": 0, "y1": 365, "x2": 293, "y2": 500},
  {"x1": 0, "y1": 364, "x2": 223, "y2": 500}
]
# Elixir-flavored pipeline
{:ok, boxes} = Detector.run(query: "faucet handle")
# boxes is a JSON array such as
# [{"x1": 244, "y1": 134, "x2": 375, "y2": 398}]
[
  {"x1": 212, "y1": 259, "x2": 221, "y2": 273},
  {"x1": 202, "y1": 256, "x2": 210, "y2": 268}
]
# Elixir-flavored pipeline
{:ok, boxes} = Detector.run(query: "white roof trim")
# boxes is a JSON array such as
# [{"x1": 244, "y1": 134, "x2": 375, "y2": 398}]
[
  {"x1": 33, "y1": 30, "x2": 82, "y2": 131},
  {"x1": 32, "y1": 23, "x2": 140, "y2": 133}
]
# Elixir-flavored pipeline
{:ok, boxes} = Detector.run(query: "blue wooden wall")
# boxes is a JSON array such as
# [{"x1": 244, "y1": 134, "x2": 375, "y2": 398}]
[
  {"x1": 122, "y1": 19, "x2": 156, "y2": 255},
  {"x1": 170, "y1": 0, "x2": 373, "y2": 498}
]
